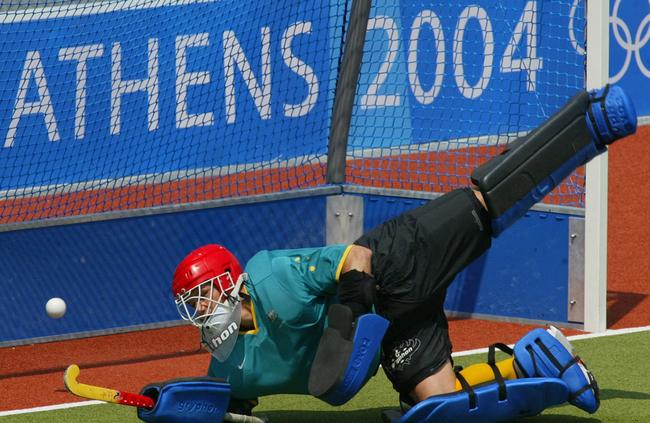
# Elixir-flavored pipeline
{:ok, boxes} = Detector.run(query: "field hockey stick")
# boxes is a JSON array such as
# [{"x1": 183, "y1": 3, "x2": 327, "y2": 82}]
[{"x1": 64, "y1": 364, "x2": 267, "y2": 423}]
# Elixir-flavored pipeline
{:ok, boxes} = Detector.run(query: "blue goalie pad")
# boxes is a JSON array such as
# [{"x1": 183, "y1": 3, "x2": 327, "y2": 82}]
[
  {"x1": 137, "y1": 377, "x2": 231, "y2": 423},
  {"x1": 389, "y1": 378, "x2": 569, "y2": 423},
  {"x1": 309, "y1": 307, "x2": 389, "y2": 406},
  {"x1": 514, "y1": 328, "x2": 600, "y2": 413},
  {"x1": 472, "y1": 84, "x2": 637, "y2": 236}
]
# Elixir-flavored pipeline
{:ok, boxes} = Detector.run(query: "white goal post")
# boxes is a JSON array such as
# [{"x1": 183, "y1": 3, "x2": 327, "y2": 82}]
[{"x1": 584, "y1": 0, "x2": 610, "y2": 332}]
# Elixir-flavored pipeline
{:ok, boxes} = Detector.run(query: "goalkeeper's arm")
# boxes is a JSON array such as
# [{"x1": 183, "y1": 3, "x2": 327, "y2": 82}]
[
  {"x1": 338, "y1": 245, "x2": 377, "y2": 317},
  {"x1": 307, "y1": 245, "x2": 388, "y2": 406}
]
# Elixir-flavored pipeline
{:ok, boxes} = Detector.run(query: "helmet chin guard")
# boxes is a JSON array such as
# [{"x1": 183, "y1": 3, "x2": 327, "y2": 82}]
[
  {"x1": 175, "y1": 272, "x2": 247, "y2": 362},
  {"x1": 200, "y1": 300, "x2": 242, "y2": 362}
]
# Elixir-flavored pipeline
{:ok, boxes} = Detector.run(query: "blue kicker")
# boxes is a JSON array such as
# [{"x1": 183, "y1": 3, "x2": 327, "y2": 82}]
[
  {"x1": 513, "y1": 328, "x2": 600, "y2": 414},
  {"x1": 585, "y1": 85, "x2": 637, "y2": 145}
]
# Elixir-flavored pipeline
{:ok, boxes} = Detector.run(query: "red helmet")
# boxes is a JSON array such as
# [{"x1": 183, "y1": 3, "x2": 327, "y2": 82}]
[
  {"x1": 173, "y1": 245, "x2": 245, "y2": 361},
  {"x1": 172, "y1": 244, "x2": 243, "y2": 298}
]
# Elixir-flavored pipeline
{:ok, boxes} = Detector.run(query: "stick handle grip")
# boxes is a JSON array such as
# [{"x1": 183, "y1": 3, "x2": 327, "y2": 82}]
[{"x1": 117, "y1": 391, "x2": 155, "y2": 409}]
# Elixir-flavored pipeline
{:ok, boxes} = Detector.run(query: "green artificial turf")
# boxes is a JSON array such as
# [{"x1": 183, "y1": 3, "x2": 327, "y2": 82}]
[{"x1": 2, "y1": 331, "x2": 649, "y2": 422}]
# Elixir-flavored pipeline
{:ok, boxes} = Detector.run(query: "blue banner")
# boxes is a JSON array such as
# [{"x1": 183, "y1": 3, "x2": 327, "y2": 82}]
[
  {"x1": 6, "y1": 1, "x2": 640, "y2": 192},
  {"x1": 351, "y1": 0, "x2": 586, "y2": 148},
  {"x1": 0, "y1": 0, "x2": 343, "y2": 189}
]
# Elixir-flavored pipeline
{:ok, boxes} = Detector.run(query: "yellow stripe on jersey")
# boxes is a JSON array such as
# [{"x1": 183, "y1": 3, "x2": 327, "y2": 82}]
[
  {"x1": 241, "y1": 299, "x2": 260, "y2": 335},
  {"x1": 335, "y1": 245, "x2": 354, "y2": 281}
]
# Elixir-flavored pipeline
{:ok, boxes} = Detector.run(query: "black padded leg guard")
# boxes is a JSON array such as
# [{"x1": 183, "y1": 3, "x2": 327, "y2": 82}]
[
  {"x1": 308, "y1": 305, "x2": 355, "y2": 400},
  {"x1": 472, "y1": 84, "x2": 637, "y2": 236}
]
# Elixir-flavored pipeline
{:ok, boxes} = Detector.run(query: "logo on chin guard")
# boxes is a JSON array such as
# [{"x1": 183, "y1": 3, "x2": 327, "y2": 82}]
[
  {"x1": 208, "y1": 321, "x2": 238, "y2": 349},
  {"x1": 389, "y1": 338, "x2": 421, "y2": 371}
]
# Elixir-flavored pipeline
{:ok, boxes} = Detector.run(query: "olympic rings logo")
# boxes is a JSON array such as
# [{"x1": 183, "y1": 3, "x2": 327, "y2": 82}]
[
  {"x1": 610, "y1": 0, "x2": 650, "y2": 82},
  {"x1": 569, "y1": 0, "x2": 650, "y2": 83}
]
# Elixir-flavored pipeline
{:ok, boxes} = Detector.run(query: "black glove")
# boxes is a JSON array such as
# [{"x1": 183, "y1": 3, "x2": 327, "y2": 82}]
[
  {"x1": 228, "y1": 398, "x2": 258, "y2": 416},
  {"x1": 338, "y1": 269, "x2": 378, "y2": 318}
]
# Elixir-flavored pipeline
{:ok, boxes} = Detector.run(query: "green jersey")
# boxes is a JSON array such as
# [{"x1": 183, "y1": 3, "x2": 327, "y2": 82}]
[{"x1": 207, "y1": 244, "x2": 351, "y2": 399}]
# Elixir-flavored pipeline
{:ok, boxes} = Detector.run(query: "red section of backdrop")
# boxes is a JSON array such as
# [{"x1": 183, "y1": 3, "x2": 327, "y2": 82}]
[
  {"x1": 0, "y1": 126, "x2": 648, "y2": 412},
  {"x1": 607, "y1": 124, "x2": 650, "y2": 328}
]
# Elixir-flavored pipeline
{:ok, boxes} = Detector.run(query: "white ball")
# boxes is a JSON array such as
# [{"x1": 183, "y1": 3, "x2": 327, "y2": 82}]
[{"x1": 46, "y1": 297, "x2": 66, "y2": 319}]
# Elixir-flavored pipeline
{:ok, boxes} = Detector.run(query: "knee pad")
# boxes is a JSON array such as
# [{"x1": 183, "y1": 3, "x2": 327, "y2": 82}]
[
  {"x1": 308, "y1": 304, "x2": 389, "y2": 406},
  {"x1": 513, "y1": 327, "x2": 600, "y2": 413},
  {"x1": 472, "y1": 84, "x2": 637, "y2": 236}
]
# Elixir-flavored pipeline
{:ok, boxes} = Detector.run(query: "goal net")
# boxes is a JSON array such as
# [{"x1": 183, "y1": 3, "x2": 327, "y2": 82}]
[
  {"x1": 0, "y1": 0, "x2": 586, "y2": 227},
  {"x1": 0, "y1": 0, "x2": 598, "y2": 344},
  {"x1": 0, "y1": 0, "x2": 349, "y2": 224},
  {"x1": 346, "y1": 0, "x2": 586, "y2": 205}
]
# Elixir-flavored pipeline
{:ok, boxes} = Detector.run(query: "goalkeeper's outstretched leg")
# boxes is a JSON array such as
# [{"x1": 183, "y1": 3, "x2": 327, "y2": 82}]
[
  {"x1": 472, "y1": 84, "x2": 637, "y2": 236},
  {"x1": 351, "y1": 84, "x2": 635, "y2": 419}
]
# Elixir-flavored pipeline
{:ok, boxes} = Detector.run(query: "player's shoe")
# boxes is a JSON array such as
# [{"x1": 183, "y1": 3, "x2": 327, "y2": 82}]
[{"x1": 513, "y1": 326, "x2": 600, "y2": 413}]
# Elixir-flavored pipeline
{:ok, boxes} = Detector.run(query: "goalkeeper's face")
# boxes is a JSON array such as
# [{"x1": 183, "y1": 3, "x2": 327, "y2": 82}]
[
  {"x1": 188, "y1": 282, "x2": 219, "y2": 317},
  {"x1": 175, "y1": 271, "x2": 243, "y2": 326},
  {"x1": 175, "y1": 272, "x2": 245, "y2": 362}
]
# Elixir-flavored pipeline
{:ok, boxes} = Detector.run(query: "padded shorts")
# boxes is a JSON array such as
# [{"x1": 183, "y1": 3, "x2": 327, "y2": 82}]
[{"x1": 355, "y1": 188, "x2": 492, "y2": 393}]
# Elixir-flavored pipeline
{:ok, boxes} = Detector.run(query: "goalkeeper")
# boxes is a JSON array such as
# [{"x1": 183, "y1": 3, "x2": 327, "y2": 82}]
[{"x1": 169, "y1": 85, "x2": 636, "y2": 421}]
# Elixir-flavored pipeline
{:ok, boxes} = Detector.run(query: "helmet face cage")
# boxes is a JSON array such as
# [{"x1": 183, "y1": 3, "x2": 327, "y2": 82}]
[{"x1": 175, "y1": 271, "x2": 241, "y2": 326}]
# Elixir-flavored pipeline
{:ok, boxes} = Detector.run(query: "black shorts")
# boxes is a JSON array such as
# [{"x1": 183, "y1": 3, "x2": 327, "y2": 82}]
[{"x1": 354, "y1": 188, "x2": 491, "y2": 394}]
